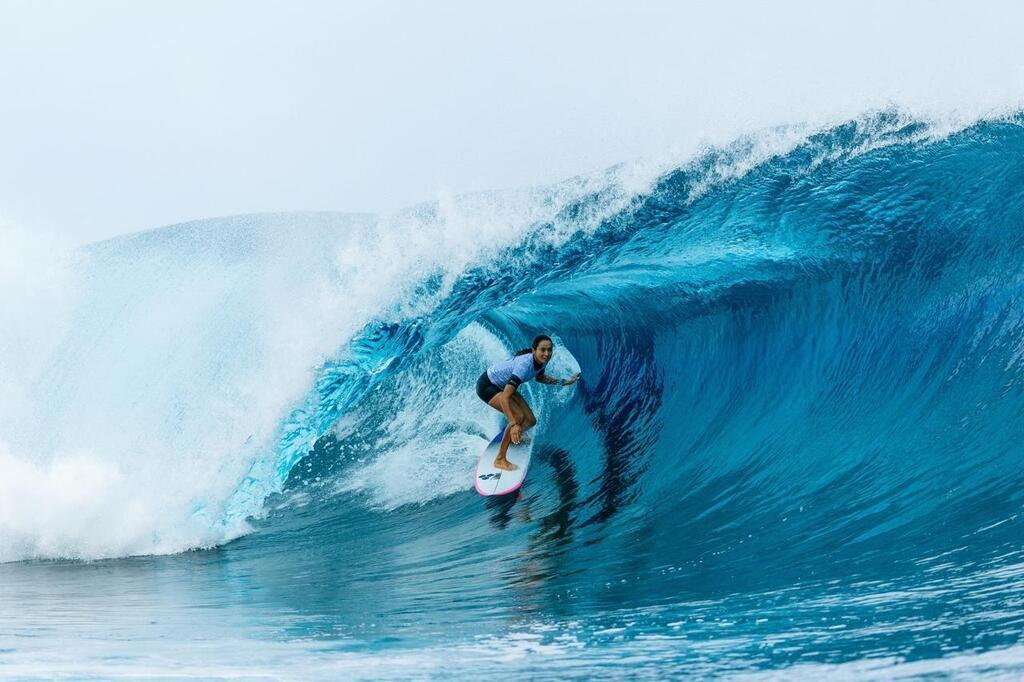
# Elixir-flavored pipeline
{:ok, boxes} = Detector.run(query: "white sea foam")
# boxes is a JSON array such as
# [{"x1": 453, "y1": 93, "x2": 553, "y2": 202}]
[{"x1": 0, "y1": 442, "x2": 232, "y2": 561}]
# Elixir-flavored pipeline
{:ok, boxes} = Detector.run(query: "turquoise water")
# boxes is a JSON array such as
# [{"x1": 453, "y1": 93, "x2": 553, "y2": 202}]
[{"x1": 1, "y1": 112, "x2": 1022, "y2": 679}]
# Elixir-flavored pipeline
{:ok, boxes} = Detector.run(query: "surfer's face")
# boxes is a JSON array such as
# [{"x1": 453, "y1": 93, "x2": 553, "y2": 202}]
[{"x1": 534, "y1": 340, "x2": 553, "y2": 364}]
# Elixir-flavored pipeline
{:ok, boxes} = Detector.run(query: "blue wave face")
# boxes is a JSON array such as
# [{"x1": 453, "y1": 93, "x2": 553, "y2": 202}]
[
  {"x1": 256, "y1": 113, "x2": 1024, "y2": 671},
  {"x1": 2, "y1": 112, "x2": 1023, "y2": 677}
]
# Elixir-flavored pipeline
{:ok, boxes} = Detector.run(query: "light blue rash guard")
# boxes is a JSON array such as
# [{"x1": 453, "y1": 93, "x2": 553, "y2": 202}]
[{"x1": 487, "y1": 353, "x2": 547, "y2": 390}]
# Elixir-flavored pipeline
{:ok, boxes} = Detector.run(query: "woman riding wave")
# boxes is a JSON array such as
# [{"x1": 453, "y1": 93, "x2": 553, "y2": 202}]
[{"x1": 475, "y1": 335, "x2": 580, "y2": 471}]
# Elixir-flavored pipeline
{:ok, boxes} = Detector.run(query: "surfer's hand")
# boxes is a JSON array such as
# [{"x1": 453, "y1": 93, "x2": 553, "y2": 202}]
[
  {"x1": 510, "y1": 424, "x2": 522, "y2": 444},
  {"x1": 563, "y1": 372, "x2": 581, "y2": 386}
]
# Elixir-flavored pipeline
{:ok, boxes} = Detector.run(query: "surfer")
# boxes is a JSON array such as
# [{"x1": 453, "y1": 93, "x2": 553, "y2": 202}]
[{"x1": 476, "y1": 335, "x2": 580, "y2": 471}]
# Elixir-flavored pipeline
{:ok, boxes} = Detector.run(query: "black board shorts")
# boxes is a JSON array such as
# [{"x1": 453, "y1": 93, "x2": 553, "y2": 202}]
[{"x1": 476, "y1": 372, "x2": 502, "y2": 403}]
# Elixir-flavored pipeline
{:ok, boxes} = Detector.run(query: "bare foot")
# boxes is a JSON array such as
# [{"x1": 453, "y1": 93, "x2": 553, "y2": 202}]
[{"x1": 493, "y1": 457, "x2": 518, "y2": 471}]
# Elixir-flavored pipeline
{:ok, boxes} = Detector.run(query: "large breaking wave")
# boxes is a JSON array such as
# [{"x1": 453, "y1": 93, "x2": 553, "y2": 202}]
[{"x1": 1, "y1": 111, "x2": 1022, "y2": 624}]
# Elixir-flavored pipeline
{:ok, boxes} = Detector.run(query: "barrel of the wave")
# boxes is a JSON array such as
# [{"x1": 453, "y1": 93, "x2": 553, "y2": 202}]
[{"x1": 474, "y1": 426, "x2": 532, "y2": 496}]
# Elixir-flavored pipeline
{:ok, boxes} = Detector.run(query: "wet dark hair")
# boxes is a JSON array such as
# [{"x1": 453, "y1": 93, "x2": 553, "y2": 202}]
[{"x1": 515, "y1": 335, "x2": 553, "y2": 356}]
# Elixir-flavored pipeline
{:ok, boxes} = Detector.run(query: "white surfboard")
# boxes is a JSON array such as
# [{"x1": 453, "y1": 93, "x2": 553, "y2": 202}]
[{"x1": 474, "y1": 427, "x2": 532, "y2": 496}]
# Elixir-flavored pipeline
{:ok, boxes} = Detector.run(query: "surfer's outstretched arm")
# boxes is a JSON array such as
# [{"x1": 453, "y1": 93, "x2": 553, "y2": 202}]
[{"x1": 536, "y1": 372, "x2": 581, "y2": 386}]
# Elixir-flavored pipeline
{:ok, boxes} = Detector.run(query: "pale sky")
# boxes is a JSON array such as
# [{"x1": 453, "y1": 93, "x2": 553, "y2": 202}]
[{"x1": 1, "y1": 0, "x2": 1022, "y2": 244}]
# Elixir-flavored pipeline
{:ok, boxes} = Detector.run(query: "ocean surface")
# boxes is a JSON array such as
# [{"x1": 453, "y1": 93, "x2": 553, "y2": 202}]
[{"x1": 1, "y1": 112, "x2": 1023, "y2": 679}]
